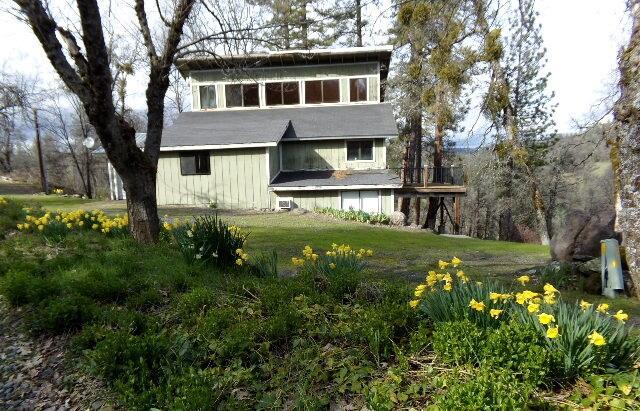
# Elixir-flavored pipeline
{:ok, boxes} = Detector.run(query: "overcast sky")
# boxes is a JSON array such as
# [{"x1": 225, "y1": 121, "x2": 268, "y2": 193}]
[{"x1": 0, "y1": 0, "x2": 631, "y2": 134}]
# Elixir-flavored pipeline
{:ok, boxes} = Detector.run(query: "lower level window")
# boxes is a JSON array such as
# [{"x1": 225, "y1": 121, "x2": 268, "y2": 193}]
[
  {"x1": 180, "y1": 151, "x2": 210, "y2": 175},
  {"x1": 346, "y1": 140, "x2": 373, "y2": 161},
  {"x1": 341, "y1": 190, "x2": 379, "y2": 213}
]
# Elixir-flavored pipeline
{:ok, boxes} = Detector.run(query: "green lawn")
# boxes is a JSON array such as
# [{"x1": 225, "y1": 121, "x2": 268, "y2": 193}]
[{"x1": 4, "y1": 192, "x2": 638, "y2": 317}]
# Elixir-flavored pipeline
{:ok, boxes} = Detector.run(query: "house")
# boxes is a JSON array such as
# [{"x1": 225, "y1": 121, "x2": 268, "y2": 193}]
[{"x1": 147, "y1": 45, "x2": 402, "y2": 214}]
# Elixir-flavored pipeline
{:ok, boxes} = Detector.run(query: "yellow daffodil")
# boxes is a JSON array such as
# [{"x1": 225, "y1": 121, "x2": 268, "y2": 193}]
[
  {"x1": 443, "y1": 282, "x2": 452, "y2": 291},
  {"x1": 66, "y1": 223, "x2": 73, "y2": 229},
  {"x1": 409, "y1": 300, "x2": 420, "y2": 308},
  {"x1": 517, "y1": 275, "x2": 530, "y2": 285},
  {"x1": 613, "y1": 310, "x2": 629, "y2": 323},
  {"x1": 438, "y1": 260, "x2": 450, "y2": 269},
  {"x1": 451, "y1": 256, "x2": 462, "y2": 267},
  {"x1": 596, "y1": 303, "x2": 609, "y2": 314},
  {"x1": 588, "y1": 331, "x2": 606, "y2": 346},
  {"x1": 489, "y1": 292, "x2": 501, "y2": 303},
  {"x1": 543, "y1": 283, "x2": 559, "y2": 295},
  {"x1": 528, "y1": 303, "x2": 540, "y2": 313},
  {"x1": 442, "y1": 273, "x2": 452, "y2": 282},
  {"x1": 546, "y1": 327, "x2": 559, "y2": 339},
  {"x1": 366, "y1": 249, "x2": 373, "y2": 256},
  {"x1": 580, "y1": 300, "x2": 592, "y2": 310},
  {"x1": 329, "y1": 262, "x2": 336, "y2": 269},
  {"x1": 235, "y1": 258, "x2": 244, "y2": 266},
  {"x1": 490, "y1": 309, "x2": 503, "y2": 319},
  {"x1": 538, "y1": 313, "x2": 555, "y2": 325},
  {"x1": 543, "y1": 294, "x2": 556, "y2": 305},
  {"x1": 415, "y1": 288, "x2": 425, "y2": 298},
  {"x1": 469, "y1": 299, "x2": 485, "y2": 311}
]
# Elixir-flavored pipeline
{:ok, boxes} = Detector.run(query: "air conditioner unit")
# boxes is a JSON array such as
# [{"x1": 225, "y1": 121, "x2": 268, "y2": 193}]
[{"x1": 277, "y1": 198, "x2": 293, "y2": 210}]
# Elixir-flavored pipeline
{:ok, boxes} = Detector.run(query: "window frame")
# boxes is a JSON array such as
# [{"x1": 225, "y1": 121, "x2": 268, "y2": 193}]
[
  {"x1": 345, "y1": 139, "x2": 375, "y2": 162},
  {"x1": 198, "y1": 85, "x2": 217, "y2": 109},
  {"x1": 340, "y1": 190, "x2": 381, "y2": 213},
  {"x1": 349, "y1": 77, "x2": 368, "y2": 102},
  {"x1": 265, "y1": 81, "x2": 301, "y2": 106},
  {"x1": 179, "y1": 151, "x2": 211, "y2": 175},
  {"x1": 225, "y1": 83, "x2": 260, "y2": 108},
  {"x1": 304, "y1": 78, "x2": 341, "y2": 104}
]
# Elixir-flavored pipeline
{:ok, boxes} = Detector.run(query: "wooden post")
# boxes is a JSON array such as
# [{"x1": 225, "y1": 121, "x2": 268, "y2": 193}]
[
  {"x1": 454, "y1": 196, "x2": 462, "y2": 234},
  {"x1": 423, "y1": 166, "x2": 429, "y2": 188},
  {"x1": 33, "y1": 109, "x2": 48, "y2": 194},
  {"x1": 414, "y1": 195, "x2": 421, "y2": 225}
]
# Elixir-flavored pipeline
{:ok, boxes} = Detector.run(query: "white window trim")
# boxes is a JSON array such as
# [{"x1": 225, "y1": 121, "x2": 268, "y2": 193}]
[
  {"x1": 190, "y1": 71, "x2": 380, "y2": 111},
  {"x1": 347, "y1": 77, "x2": 369, "y2": 103},
  {"x1": 263, "y1": 80, "x2": 303, "y2": 107},
  {"x1": 345, "y1": 139, "x2": 375, "y2": 163},
  {"x1": 198, "y1": 84, "x2": 217, "y2": 110}
]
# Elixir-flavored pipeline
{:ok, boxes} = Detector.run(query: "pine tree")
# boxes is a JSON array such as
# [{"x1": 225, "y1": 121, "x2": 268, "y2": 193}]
[
  {"x1": 475, "y1": 0, "x2": 556, "y2": 244},
  {"x1": 253, "y1": 0, "x2": 332, "y2": 49}
]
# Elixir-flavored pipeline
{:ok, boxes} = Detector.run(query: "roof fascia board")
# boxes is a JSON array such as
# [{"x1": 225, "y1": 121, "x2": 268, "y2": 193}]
[
  {"x1": 270, "y1": 184, "x2": 401, "y2": 191},
  {"x1": 161, "y1": 142, "x2": 278, "y2": 151}
]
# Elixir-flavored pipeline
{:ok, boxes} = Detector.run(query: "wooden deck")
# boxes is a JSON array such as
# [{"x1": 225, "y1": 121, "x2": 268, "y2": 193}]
[{"x1": 395, "y1": 183, "x2": 467, "y2": 197}]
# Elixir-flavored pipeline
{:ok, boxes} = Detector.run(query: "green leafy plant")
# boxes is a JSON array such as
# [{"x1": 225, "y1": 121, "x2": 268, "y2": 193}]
[
  {"x1": 249, "y1": 250, "x2": 279, "y2": 278},
  {"x1": 172, "y1": 214, "x2": 247, "y2": 267},
  {"x1": 315, "y1": 207, "x2": 390, "y2": 225}
]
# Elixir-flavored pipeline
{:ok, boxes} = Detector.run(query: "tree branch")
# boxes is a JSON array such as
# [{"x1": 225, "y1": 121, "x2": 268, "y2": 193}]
[{"x1": 134, "y1": 0, "x2": 158, "y2": 60}]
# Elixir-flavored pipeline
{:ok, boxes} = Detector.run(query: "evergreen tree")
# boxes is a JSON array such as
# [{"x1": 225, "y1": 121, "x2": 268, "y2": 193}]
[
  {"x1": 253, "y1": 0, "x2": 332, "y2": 49},
  {"x1": 476, "y1": 0, "x2": 556, "y2": 244}
]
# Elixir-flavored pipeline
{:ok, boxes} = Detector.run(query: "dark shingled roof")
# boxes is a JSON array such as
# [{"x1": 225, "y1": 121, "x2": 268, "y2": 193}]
[
  {"x1": 161, "y1": 104, "x2": 397, "y2": 148},
  {"x1": 270, "y1": 169, "x2": 402, "y2": 188}
]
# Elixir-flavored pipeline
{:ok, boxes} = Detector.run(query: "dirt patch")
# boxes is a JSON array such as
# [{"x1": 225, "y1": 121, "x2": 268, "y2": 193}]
[{"x1": 0, "y1": 300, "x2": 117, "y2": 410}]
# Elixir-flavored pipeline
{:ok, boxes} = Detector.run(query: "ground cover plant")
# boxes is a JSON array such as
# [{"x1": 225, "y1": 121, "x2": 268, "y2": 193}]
[
  {"x1": 0, "y1": 200, "x2": 638, "y2": 409},
  {"x1": 316, "y1": 207, "x2": 390, "y2": 225}
]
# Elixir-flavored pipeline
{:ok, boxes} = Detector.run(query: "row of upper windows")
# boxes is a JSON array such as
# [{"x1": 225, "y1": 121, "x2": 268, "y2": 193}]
[{"x1": 197, "y1": 77, "x2": 371, "y2": 110}]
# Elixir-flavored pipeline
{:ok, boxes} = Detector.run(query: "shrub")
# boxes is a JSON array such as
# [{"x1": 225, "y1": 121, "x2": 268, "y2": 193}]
[
  {"x1": 315, "y1": 207, "x2": 390, "y2": 225},
  {"x1": 432, "y1": 320, "x2": 486, "y2": 366},
  {"x1": 172, "y1": 214, "x2": 247, "y2": 268},
  {"x1": 482, "y1": 321, "x2": 550, "y2": 385},
  {"x1": 0, "y1": 196, "x2": 25, "y2": 237},
  {"x1": 435, "y1": 366, "x2": 534, "y2": 410},
  {"x1": 0, "y1": 270, "x2": 59, "y2": 306},
  {"x1": 30, "y1": 294, "x2": 98, "y2": 334}
]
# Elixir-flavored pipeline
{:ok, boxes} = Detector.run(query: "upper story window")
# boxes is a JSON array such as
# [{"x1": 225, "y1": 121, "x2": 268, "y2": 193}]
[
  {"x1": 346, "y1": 140, "x2": 373, "y2": 161},
  {"x1": 349, "y1": 78, "x2": 368, "y2": 102},
  {"x1": 199, "y1": 85, "x2": 217, "y2": 109},
  {"x1": 225, "y1": 83, "x2": 259, "y2": 108},
  {"x1": 305, "y1": 79, "x2": 340, "y2": 104},
  {"x1": 266, "y1": 81, "x2": 300, "y2": 106},
  {"x1": 180, "y1": 151, "x2": 211, "y2": 175}
]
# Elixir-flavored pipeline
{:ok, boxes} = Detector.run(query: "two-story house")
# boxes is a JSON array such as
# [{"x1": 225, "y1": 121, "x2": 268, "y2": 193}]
[{"x1": 112, "y1": 46, "x2": 402, "y2": 214}]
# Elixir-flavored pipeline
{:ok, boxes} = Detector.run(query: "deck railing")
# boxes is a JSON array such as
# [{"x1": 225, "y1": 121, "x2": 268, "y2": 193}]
[{"x1": 390, "y1": 166, "x2": 464, "y2": 187}]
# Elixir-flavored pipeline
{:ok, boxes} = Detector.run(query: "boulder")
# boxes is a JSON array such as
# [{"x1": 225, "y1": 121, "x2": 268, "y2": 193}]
[
  {"x1": 576, "y1": 258, "x2": 602, "y2": 295},
  {"x1": 550, "y1": 209, "x2": 620, "y2": 262},
  {"x1": 389, "y1": 211, "x2": 406, "y2": 226}
]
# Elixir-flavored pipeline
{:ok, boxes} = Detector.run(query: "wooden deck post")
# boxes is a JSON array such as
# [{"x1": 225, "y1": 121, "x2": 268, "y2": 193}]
[
  {"x1": 454, "y1": 196, "x2": 462, "y2": 234},
  {"x1": 423, "y1": 166, "x2": 429, "y2": 188}
]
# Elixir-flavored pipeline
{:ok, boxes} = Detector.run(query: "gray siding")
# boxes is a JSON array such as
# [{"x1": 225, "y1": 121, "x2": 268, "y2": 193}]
[
  {"x1": 268, "y1": 145, "x2": 280, "y2": 181},
  {"x1": 281, "y1": 139, "x2": 386, "y2": 171},
  {"x1": 156, "y1": 148, "x2": 270, "y2": 208}
]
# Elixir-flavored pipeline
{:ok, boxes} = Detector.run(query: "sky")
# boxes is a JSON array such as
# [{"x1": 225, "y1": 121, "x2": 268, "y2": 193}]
[{"x1": 0, "y1": 0, "x2": 631, "y2": 134}]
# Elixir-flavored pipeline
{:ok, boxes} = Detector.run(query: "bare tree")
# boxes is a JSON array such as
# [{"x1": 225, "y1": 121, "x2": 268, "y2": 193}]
[
  {"x1": 10, "y1": 0, "x2": 198, "y2": 243},
  {"x1": 613, "y1": 0, "x2": 640, "y2": 296},
  {"x1": 0, "y1": 71, "x2": 31, "y2": 173}
]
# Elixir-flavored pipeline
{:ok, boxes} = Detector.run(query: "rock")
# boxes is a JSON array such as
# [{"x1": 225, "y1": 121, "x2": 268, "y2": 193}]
[
  {"x1": 389, "y1": 211, "x2": 406, "y2": 226},
  {"x1": 576, "y1": 258, "x2": 602, "y2": 294},
  {"x1": 550, "y1": 209, "x2": 620, "y2": 262},
  {"x1": 290, "y1": 207, "x2": 308, "y2": 215}
]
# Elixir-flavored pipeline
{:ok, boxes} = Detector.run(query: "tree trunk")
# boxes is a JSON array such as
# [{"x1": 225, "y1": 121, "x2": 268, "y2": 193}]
[
  {"x1": 123, "y1": 168, "x2": 160, "y2": 243},
  {"x1": 355, "y1": 0, "x2": 363, "y2": 47},
  {"x1": 425, "y1": 121, "x2": 444, "y2": 229},
  {"x1": 613, "y1": 0, "x2": 640, "y2": 297}
]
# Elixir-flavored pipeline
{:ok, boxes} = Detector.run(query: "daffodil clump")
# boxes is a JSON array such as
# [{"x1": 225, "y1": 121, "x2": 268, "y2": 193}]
[
  {"x1": 291, "y1": 243, "x2": 373, "y2": 276},
  {"x1": 409, "y1": 259, "x2": 639, "y2": 380},
  {"x1": 51, "y1": 188, "x2": 64, "y2": 195},
  {"x1": 17, "y1": 208, "x2": 129, "y2": 236},
  {"x1": 235, "y1": 248, "x2": 249, "y2": 266}
]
